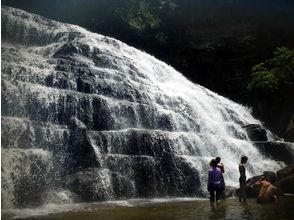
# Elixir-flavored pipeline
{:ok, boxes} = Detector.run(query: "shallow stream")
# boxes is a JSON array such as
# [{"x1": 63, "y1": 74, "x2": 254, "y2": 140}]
[{"x1": 2, "y1": 196, "x2": 294, "y2": 220}]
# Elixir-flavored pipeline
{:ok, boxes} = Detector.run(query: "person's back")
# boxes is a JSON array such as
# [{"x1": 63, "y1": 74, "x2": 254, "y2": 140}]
[
  {"x1": 256, "y1": 177, "x2": 278, "y2": 203},
  {"x1": 208, "y1": 167, "x2": 223, "y2": 185},
  {"x1": 208, "y1": 159, "x2": 224, "y2": 205},
  {"x1": 239, "y1": 163, "x2": 246, "y2": 180}
]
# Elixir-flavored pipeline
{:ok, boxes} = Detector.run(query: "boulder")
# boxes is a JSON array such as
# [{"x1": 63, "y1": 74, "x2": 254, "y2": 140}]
[
  {"x1": 253, "y1": 141, "x2": 294, "y2": 164},
  {"x1": 262, "y1": 171, "x2": 277, "y2": 183},
  {"x1": 243, "y1": 124, "x2": 267, "y2": 141},
  {"x1": 280, "y1": 175, "x2": 294, "y2": 194},
  {"x1": 276, "y1": 164, "x2": 294, "y2": 180},
  {"x1": 224, "y1": 186, "x2": 238, "y2": 198},
  {"x1": 245, "y1": 175, "x2": 263, "y2": 197},
  {"x1": 276, "y1": 165, "x2": 294, "y2": 194}
]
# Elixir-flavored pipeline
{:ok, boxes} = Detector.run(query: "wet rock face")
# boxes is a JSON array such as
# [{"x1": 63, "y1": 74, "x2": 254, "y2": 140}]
[
  {"x1": 1, "y1": 149, "x2": 53, "y2": 208},
  {"x1": 284, "y1": 114, "x2": 294, "y2": 142},
  {"x1": 280, "y1": 175, "x2": 294, "y2": 194},
  {"x1": 1, "y1": 6, "x2": 291, "y2": 208},
  {"x1": 65, "y1": 168, "x2": 114, "y2": 201},
  {"x1": 243, "y1": 124, "x2": 267, "y2": 141},
  {"x1": 277, "y1": 165, "x2": 294, "y2": 180},
  {"x1": 253, "y1": 142, "x2": 294, "y2": 165},
  {"x1": 245, "y1": 175, "x2": 263, "y2": 198},
  {"x1": 276, "y1": 165, "x2": 294, "y2": 194},
  {"x1": 67, "y1": 118, "x2": 100, "y2": 174}
]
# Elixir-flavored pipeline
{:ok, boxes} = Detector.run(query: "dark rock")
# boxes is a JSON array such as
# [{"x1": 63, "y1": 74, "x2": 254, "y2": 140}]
[
  {"x1": 111, "y1": 172, "x2": 136, "y2": 198},
  {"x1": 275, "y1": 165, "x2": 294, "y2": 194},
  {"x1": 67, "y1": 117, "x2": 100, "y2": 174},
  {"x1": 224, "y1": 186, "x2": 238, "y2": 198},
  {"x1": 276, "y1": 164, "x2": 294, "y2": 181},
  {"x1": 243, "y1": 124, "x2": 267, "y2": 141},
  {"x1": 284, "y1": 114, "x2": 294, "y2": 142},
  {"x1": 253, "y1": 141, "x2": 294, "y2": 165},
  {"x1": 246, "y1": 175, "x2": 263, "y2": 197},
  {"x1": 263, "y1": 171, "x2": 277, "y2": 183},
  {"x1": 280, "y1": 175, "x2": 294, "y2": 194}
]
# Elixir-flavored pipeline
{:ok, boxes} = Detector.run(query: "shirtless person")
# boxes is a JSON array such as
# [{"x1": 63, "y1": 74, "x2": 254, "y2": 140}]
[
  {"x1": 216, "y1": 157, "x2": 225, "y2": 173},
  {"x1": 255, "y1": 176, "x2": 278, "y2": 203}
]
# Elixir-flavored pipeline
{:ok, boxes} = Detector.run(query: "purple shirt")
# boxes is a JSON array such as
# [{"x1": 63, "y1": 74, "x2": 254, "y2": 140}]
[{"x1": 208, "y1": 167, "x2": 223, "y2": 185}]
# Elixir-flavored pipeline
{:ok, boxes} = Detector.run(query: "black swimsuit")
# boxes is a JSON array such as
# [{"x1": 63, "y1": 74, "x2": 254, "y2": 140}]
[
  {"x1": 239, "y1": 175, "x2": 246, "y2": 184},
  {"x1": 239, "y1": 164, "x2": 246, "y2": 183}
]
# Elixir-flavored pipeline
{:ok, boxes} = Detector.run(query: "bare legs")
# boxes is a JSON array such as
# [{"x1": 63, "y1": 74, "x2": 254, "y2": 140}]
[{"x1": 239, "y1": 183, "x2": 247, "y2": 202}]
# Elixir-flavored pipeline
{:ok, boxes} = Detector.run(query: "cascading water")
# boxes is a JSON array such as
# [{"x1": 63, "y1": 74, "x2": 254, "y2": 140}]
[{"x1": 1, "y1": 6, "x2": 288, "y2": 209}]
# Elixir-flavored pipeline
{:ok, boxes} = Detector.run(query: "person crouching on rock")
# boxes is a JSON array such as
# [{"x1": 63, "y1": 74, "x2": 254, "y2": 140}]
[
  {"x1": 255, "y1": 176, "x2": 279, "y2": 203},
  {"x1": 208, "y1": 159, "x2": 225, "y2": 205}
]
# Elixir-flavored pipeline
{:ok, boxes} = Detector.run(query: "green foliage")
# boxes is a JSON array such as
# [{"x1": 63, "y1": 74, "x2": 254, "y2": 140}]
[
  {"x1": 115, "y1": 0, "x2": 161, "y2": 32},
  {"x1": 114, "y1": 0, "x2": 177, "y2": 32},
  {"x1": 248, "y1": 47, "x2": 294, "y2": 93}
]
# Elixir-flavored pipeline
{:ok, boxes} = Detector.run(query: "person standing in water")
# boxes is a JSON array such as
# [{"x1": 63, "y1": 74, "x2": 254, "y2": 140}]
[
  {"x1": 208, "y1": 159, "x2": 225, "y2": 205},
  {"x1": 216, "y1": 157, "x2": 225, "y2": 173},
  {"x1": 216, "y1": 157, "x2": 225, "y2": 199},
  {"x1": 239, "y1": 156, "x2": 248, "y2": 202}
]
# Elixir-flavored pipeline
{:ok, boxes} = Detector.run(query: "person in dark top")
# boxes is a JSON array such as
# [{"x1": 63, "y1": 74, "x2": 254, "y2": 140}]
[
  {"x1": 216, "y1": 156, "x2": 225, "y2": 199},
  {"x1": 216, "y1": 157, "x2": 225, "y2": 173},
  {"x1": 208, "y1": 159, "x2": 224, "y2": 205},
  {"x1": 239, "y1": 156, "x2": 248, "y2": 202}
]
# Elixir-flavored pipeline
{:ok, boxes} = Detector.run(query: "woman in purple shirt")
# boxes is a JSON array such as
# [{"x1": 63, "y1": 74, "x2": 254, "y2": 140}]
[{"x1": 207, "y1": 159, "x2": 224, "y2": 205}]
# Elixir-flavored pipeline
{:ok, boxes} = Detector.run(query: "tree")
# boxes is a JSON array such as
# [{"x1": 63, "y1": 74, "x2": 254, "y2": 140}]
[
  {"x1": 248, "y1": 47, "x2": 294, "y2": 94},
  {"x1": 248, "y1": 47, "x2": 294, "y2": 136}
]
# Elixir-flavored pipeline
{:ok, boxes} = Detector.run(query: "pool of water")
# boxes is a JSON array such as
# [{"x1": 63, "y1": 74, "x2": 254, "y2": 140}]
[{"x1": 2, "y1": 196, "x2": 294, "y2": 220}]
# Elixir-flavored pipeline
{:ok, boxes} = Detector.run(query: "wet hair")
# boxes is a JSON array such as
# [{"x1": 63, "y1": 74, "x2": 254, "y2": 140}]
[
  {"x1": 215, "y1": 157, "x2": 221, "y2": 163},
  {"x1": 260, "y1": 176, "x2": 272, "y2": 183},
  {"x1": 241, "y1": 156, "x2": 248, "y2": 163},
  {"x1": 210, "y1": 159, "x2": 217, "y2": 167}
]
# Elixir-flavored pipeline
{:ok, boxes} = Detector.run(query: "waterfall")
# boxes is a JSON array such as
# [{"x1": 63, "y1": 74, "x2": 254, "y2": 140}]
[{"x1": 1, "y1": 6, "x2": 286, "y2": 209}]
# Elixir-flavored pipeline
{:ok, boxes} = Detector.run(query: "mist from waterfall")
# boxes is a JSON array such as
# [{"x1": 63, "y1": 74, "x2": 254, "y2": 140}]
[{"x1": 1, "y1": 6, "x2": 285, "y2": 209}]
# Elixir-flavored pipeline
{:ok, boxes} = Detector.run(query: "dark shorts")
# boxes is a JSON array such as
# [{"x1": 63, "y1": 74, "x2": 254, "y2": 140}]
[
  {"x1": 239, "y1": 176, "x2": 246, "y2": 184},
  {"x1": 208, "y1": 183, "x2": 224, "y2": 192}
]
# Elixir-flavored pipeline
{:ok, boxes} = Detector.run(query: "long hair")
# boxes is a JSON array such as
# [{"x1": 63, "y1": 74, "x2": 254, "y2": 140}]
[{"x1": 210, "y1": 159, "x2": 217, "y2": 167}]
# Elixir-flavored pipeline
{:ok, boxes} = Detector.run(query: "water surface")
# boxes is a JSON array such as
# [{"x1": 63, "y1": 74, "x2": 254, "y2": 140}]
[{"x1": 3, "y1": 196, "x2": 294, "y2": 220}]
